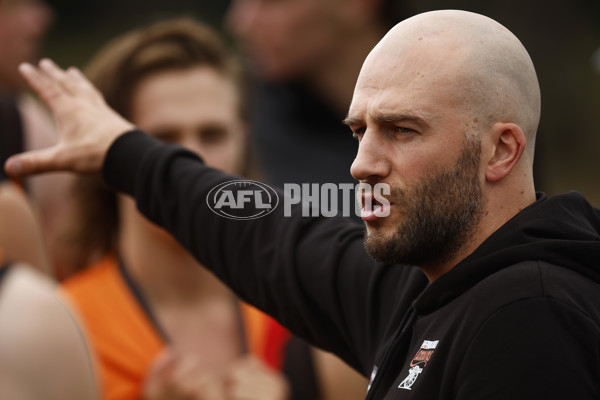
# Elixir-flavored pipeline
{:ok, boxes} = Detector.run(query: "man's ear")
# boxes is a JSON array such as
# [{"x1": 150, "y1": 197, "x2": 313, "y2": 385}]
[{"x1": 485, "y1": 122, "x2": 526, "y2": 182}]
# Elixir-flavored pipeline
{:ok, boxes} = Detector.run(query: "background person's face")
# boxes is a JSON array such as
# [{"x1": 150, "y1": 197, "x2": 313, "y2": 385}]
[
  {"x1": 225, "y1": 0, "x2": 344, "y2": 81},
  {"x1": 131, "y1": 67, "x2": 247, "y2": 174},
  {"x1": 0, "y1": 0, "x2": 53, "y2": 91},
  {"x1": 121, "y1": 66, "x2": 247, "y2": 247}
]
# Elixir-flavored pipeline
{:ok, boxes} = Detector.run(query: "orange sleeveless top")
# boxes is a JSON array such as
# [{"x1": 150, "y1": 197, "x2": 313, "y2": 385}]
[{"x1": 61, "y1": 256, "x2": 290, "y2": 400}]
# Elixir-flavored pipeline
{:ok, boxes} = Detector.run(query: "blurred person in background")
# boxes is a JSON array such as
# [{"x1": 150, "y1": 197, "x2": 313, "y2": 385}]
[
  {"x1": 0, "y1": 178, "x2": 48, "y2": 272},
  {"x1": 224, "y1": 0, "x2": 411, "y2": 218},
  {"x1": 0, "y1": 0, "x2": 52, "y2": 94},
  {"x1": 0, "y1": 92, "x2": 48, "y2": 271},
  {"x1": 0, "y1": 156, "x2": 97, "y2": 399},
  {"x1": 59, "y1": 18, "x2": 366, "y2": 400},
  {"x1": 0, "y1": 0, "x2": 73, "y2": 275},
  {"x1": 0, "y1": 261, "x2": 99, "y2": 400}
]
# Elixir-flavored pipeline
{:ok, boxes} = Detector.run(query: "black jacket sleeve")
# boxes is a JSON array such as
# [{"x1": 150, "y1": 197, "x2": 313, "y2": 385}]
[
  {"x1": 102, "y1": 130, "x2": 428, "y2": 374},
  {"x1": 454, "y1": 298, "x2": 600, "y2": 399}
]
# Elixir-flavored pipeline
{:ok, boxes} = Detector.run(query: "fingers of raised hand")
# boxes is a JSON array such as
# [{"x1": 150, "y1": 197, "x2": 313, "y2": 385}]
[
  {"x1": 65, "y1": 66, "x2": 105, "y2": 104},
  {"x1": 19, "y1": 62, "x2": 67, "y2": 112},
  {"x1": 6, "y1": 59, "x2": 134, "y2": 178},
  {"x1": 39, "y1": 59, "x2": 93, "y2": 98},
  {"x1": 20, "y1": 59, "x2": 100, "y2": 112}
]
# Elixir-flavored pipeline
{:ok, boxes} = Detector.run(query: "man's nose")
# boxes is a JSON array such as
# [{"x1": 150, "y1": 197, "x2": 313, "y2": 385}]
[
  {"x1": 350, "y1": 130, "x2": 390, "y2": 182},
  {"x1": 180, "y1": 135, "x2": 204, "y2": 158}
]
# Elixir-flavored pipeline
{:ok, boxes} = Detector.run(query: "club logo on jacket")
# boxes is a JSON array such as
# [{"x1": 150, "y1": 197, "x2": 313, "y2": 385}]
[
  {"x1": 367, "y1": 365, "x2": 378, "y2": 392},
  {"x1": 398, "y1": 340, "x2": 439, "y2": 390}
]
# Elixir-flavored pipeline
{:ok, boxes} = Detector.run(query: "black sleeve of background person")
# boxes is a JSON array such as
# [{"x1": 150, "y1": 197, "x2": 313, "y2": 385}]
[
  {"x1": 454, "y1": 298, "x2": 600, "y2": 399},
  {"x1": 103, "y1": 130, "x2": 428, "y2": 375},
  {"x1": 0, "y1": 263, "x2": 11, "y2": 283},
  {"x1": 283, "y1": 336, "x2": 320, "y2": 400},
  {"x1": 0, "y1": 96, "x2": 24, "y2": 183}
]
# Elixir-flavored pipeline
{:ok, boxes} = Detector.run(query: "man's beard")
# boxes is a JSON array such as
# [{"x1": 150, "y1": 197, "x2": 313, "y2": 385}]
[{"x1": 365, "y1": 136, "x2": 484, "y2": 267}]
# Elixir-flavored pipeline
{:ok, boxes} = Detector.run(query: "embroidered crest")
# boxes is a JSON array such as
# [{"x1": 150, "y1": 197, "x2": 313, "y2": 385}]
[{"x1": 398, "y1": 340, "x2": 439, "y2": 390}]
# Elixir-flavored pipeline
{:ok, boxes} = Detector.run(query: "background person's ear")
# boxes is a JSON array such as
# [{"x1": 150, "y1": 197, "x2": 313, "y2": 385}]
[{"x1": 485, "y1": 122, "x2": 527, "y2": 182}]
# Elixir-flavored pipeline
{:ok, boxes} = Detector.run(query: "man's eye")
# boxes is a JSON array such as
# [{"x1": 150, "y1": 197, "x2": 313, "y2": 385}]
[
  {"x1": 393, "y1": 126, "x2": 416, "y2": 135},
  {"x1": 200, "y1": 127, "x2": 227, "y2": 144},
  {"x1": 352, "y1": 127, "x2": 366, "y2": 140},
  {"x1": 153, "y1": 131, "x2": 178, "y2": 143}
]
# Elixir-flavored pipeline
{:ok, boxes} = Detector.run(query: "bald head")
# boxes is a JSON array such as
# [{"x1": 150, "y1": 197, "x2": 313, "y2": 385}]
[
  {"x1": 357, "y1": 10, "x2": 541, "y2": 162},
  {"x1": 348, "y1": 10, "x2": 540, "y2": 276}
]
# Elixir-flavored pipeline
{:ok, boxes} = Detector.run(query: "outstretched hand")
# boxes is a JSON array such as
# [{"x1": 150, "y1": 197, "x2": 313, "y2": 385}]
[{"x1": 4, "y1": 59, "x2": 134, "y2": 177}]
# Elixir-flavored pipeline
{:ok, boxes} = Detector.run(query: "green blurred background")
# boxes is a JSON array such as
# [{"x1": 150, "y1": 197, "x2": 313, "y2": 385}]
[{"x1": 41, "y1": 0, "x2": 600, "y2": 204}]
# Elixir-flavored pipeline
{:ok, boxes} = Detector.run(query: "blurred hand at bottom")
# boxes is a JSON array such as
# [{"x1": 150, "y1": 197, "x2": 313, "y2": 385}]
[
  {"x1": 143, "y1": 349, "x2": 227, "y2": 400},
  {"x1": 226, "y1": 355, "x2": 290, "y2": 400}
]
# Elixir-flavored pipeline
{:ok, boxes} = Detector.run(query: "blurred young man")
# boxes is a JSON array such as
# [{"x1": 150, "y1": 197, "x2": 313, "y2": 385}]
[{"x1": 57, "y1": 18, "x2": 366, "y2": 400}]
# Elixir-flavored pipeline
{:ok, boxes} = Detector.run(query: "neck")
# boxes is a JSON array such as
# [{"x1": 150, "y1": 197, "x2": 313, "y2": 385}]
[
  {"x1": 420, "y1": 233, "x2": 486, "y2": 283},
  {"x1": 118, "y1": 212, "x2": 229, "y2": 306},
  {"x1": 306, "y1": 25, "x2": 385, "y2": 114},
  {"x1": 422, "y1": 181, "x2": 537, "y2": 282}
]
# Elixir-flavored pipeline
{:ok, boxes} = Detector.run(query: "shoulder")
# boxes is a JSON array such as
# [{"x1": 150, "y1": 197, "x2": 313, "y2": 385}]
[
  {"x1": 60, "y1": 256, "x2": 164, "y2": 364},
  {"x1": 0, "y1": 265, "x2": 89, "y2": 351},
  {"x1": 469, "y1": 261, "x2": 599, "y2": 304},
  {"x1": 60, "y1": 256, "x2": 144, "y2": 339},
  {"x1": 463, "y1": 261, "x2": 600, "y2": 344},
  {"x1": 61, "y1": 256, "x2": 120, "y2": 299},
  {"x1": 0, "y1": 181, "x2": 49, "y2": 271},
  {"x1": 60, "y1": 256, "x2": 132, "y2": 337},
  {"x1": 0, "y1": 264, "x2": 98, "y2": 399},
  {"x1": 453, "y1": 261, "x2": 600, "y2": 336},
  {"x1": 453, "y1": 263, "x2": 600, "y2": 398},
  {"x1": 0, "y1": 181, "x2": 31, "y2": 225}
]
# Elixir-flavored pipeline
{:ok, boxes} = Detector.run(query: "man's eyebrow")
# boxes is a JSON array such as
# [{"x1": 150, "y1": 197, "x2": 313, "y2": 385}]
[
  {"x1": 342, "y1": 113, "x2": 429, "y2": 127},
  {"x1": 342, "y1": 116, "x2": 363, "y2": 126},
  {"x1": 373, "y1": 113, "x2": 427, "y2": 125}
]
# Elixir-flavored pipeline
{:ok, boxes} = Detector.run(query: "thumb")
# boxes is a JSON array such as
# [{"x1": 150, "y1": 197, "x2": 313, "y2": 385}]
[
  {"x1": 5, "y1": 146, "x2": 64, "y2": 177},
  {"x1": 4, "y1": 136, "x2": 114, "y2": 177},
  {"x1": 149, "y1": 348, "x2": 178, "y2": 381},
  {"x1": 143, "y1": 349, "x2": 179, "y2": 399}
]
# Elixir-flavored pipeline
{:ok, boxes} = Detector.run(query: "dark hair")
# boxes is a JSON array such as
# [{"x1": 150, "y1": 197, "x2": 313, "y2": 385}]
[
  {"x1": 56, "y1": 18, "x2": 251, "y2": 276},
  {"x1": 378, "y1": 0, "x2": 415, "y2": 29},
  {"x1": 86, "y1": 17, "x2": 245, "y2": 120}
]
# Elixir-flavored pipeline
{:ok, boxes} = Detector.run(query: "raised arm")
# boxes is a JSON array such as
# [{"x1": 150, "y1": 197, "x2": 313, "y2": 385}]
[
  {"x1": 5, "y1": 60, "x2": 427, "y2": 374},
  {"x1": 101, "y1": 129, "x2": 428, "y2": 373}
]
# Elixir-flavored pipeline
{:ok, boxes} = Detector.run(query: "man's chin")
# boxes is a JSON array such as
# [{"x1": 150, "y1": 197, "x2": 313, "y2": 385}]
[
  {"x1": 364, "y1": 230, "x2": 398, "y2": 263},
  {"x1": 364, "y1": 219, "x2": 395, "y2": 238}
]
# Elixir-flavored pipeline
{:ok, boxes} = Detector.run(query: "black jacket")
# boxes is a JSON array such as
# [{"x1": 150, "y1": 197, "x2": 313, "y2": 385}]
[{"x1": 104, "y1": 131, "x2": 600, "y2": 399}]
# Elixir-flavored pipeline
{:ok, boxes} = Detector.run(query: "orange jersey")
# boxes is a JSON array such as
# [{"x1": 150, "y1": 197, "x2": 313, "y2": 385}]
[{"x1": 62, "y1": 256, "x2": 290, "y2": 400}]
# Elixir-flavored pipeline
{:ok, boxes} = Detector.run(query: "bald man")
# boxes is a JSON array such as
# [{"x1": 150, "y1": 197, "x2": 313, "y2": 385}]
[{"x1": 5, "y1": 10, "x2": 600, "y2": 400}]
